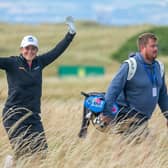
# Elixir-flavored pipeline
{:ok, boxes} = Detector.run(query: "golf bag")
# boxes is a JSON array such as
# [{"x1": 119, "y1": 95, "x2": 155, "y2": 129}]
[{"x1": 78, "y1": 91, "x2": 120, "y2": 138}]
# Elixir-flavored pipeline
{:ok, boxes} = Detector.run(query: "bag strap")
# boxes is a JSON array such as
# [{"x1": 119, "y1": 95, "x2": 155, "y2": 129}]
[
  {"x1": 125, "y1": 57, "x2": 164, "y2": 80},
  {"x1": 156, "y1": 60, "x2": 164, "y2": 78},
  {"x1": 124, "y1": 57, "x2": 137, "y2": 80}
]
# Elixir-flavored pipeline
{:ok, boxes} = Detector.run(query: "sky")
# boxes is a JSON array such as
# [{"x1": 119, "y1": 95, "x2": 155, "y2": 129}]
[{"x1": 0, "y1": 0, "x2": 168, "y2": 25}]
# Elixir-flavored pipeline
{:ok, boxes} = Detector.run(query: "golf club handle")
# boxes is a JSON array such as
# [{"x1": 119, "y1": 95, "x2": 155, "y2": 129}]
[{"x1": 81, "y1": 91, "x2": 89, "y2": 97}]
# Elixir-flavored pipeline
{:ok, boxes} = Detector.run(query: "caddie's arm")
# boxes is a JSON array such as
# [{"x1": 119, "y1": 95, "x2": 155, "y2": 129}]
[
  {"x1": 158, "y1": 73, "x2": 168, "y2": 126},
  {"x1": 103, "y1": 63, "x2": 129, "y2": 117}
]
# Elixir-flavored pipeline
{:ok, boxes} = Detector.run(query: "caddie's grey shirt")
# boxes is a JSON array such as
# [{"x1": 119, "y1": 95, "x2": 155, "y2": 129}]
[{"x1": 103, "y1": 52, "x2": 168, "y2": 120}]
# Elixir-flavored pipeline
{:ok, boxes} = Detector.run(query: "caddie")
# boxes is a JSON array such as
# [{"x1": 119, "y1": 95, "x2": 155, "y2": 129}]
[{"x1": 101, "y1": 33, "x2": 168, "y2": 133}]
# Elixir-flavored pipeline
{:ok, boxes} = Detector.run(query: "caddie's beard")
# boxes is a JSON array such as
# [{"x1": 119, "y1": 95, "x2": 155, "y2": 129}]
[{"x1": 146, "y1": 52, "x2": 157, "y2": 62}]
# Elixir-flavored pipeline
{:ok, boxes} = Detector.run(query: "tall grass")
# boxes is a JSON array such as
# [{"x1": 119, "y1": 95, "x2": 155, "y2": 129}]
[
  {"x1": 0, "y1": 22, "x2": 167, "y2": 167},
  {"x1": 1, "y1": 100, "x2": 167, "y2": 168}
]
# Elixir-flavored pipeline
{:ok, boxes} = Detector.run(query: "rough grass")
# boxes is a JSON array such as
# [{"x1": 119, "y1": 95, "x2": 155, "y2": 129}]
[
  {"x1": 0, "y1": 22, "x2": 168, "y2": 168},
  {"x1": 0, "y1": 100, "x2": 167, "y2": 168}
]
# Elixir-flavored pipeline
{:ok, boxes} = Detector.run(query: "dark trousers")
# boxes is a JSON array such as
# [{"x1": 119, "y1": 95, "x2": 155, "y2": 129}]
[
  {"x1": 2, "y1": 107, "x2": 48, "y2": 159},
  {"x1": 113, "y1": 106, "x2": 148, "y2": 135}
]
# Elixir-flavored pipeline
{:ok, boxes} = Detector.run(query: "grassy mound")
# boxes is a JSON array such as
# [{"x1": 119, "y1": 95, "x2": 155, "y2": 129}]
[{"x1": 112, "y1": 26, "x2": 168, "y2": 62}]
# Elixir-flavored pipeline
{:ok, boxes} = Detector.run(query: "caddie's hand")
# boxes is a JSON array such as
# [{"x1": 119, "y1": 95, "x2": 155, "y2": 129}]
[
  {"x1": 66, "y1": 16, "x2": 76, "y2": 34},
  {"x1": 167, "y1": 120, "x2": 168, "y2": 128},
  {"x1": 99, "y1": 113, "x2": 112, "y2": 125}
]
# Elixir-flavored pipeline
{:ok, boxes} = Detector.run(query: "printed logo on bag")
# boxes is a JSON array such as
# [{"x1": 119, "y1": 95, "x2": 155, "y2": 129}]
[{"x1": 94, "y1": 98, "x2": 101, "y2": 105}]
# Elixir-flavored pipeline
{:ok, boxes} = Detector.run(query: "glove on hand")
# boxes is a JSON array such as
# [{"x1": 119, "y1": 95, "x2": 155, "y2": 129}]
[{"x1": 66, "y1": 16, "x2": 76, "y2": 34}]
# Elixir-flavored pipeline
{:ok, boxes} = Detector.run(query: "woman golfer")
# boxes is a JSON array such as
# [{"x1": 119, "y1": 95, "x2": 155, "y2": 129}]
[{"x1": 2, "y1": 16, "x2": 76, "y2": 166}]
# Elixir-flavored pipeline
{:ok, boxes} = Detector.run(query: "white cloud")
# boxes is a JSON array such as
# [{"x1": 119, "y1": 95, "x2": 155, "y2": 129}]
[
  {"x1": 0, "y1": 2, "x2": 13, "y2": 8},
  {"x1": 0, "y1": 0, "x2": 168, "y2": 25},
  {"x1": 0, "y1": 1, "x2": 80, "y2": 20},
  {"x1": 93, "y1": 4, "x2": 114, "y2": 13},
  {"x1": 0, "y1": 1, "x2": 79, "y2": 14},
  {"x1": 92, "y1": 2, "x2": 135, "y2": 13},
  {"x1": 150, "y1": 0, "x2": 168, "y2": 7},
  {"x1": 151, "y1": 13, "x2": 168, "y2": 21},
  {"x1": 8, "y1": 6, "x2": 46, "y2": 15}
]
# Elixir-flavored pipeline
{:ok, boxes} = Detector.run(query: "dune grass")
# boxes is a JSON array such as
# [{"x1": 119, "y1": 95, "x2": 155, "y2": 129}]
[
  {"x1": 0, "y1": 22, "x2": 168, "y2": 168},
  {"x1": 0, "y1": 100, "x2": 167, "y2": 168}
]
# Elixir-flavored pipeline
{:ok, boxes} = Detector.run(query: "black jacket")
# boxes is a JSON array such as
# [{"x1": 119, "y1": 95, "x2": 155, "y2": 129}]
[{"x1": 1, "y1": 32, "x2": 75, "y2": 114}]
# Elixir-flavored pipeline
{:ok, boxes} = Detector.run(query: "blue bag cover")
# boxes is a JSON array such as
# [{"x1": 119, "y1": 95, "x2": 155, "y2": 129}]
[
  {"x1": 84, "y1": 94, "x2": 120, "y2": 118},
  {"x1": 84, "y1": 95, "x2": 105, "y2": 113}
]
